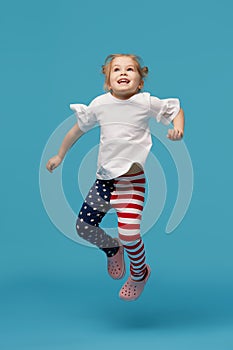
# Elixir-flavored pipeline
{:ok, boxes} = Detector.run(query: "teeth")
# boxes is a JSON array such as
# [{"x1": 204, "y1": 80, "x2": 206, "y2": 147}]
[{"x1": 118, "y1": 79, "x2": 129, "y2": 84}]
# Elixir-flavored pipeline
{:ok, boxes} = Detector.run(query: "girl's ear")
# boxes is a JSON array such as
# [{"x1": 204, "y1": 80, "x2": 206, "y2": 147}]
[
  {"x1": 107, "y1": 84, "x2": 112, "y2": 91},
  {"x1": 138, "y1": 80, "x2": 144, "y2": 90}
]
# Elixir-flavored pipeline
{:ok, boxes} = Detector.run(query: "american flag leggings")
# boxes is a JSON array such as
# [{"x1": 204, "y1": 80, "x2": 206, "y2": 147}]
[{"x1": 76, "y1": 170, "x2": 147, "y2": 281}]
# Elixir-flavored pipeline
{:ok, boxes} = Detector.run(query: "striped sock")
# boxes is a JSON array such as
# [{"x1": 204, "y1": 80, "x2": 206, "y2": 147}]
[{"x1": 123, "y1": 238, "x2": 147, "y2": 281}]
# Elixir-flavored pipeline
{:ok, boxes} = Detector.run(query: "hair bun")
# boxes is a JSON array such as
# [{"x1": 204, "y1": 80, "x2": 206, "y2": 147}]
[
  {"x1": 142, "y1": 66, "x2": 149, "y2": 77},
  {"x1": 101, "y1": 65, "x2": 106, "y2": 74}
]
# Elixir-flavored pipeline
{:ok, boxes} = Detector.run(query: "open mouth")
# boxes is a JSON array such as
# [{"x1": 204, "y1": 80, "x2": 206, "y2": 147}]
[{"x1": 117, "y1": 78, "x2": 130, "y2": 84}]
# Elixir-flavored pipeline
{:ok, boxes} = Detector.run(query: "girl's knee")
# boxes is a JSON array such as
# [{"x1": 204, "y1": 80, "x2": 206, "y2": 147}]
[
  {"x1": 76, "y1": 217, "x2": 88, "y2": 238},
  {"x1": 76, "y1": 217, "x2": 97, "y2": 241}
]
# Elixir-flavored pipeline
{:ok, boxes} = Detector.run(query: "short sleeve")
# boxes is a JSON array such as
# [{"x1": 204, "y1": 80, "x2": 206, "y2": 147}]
[
  {"x1": 149, "y1": 96, "x2": 180, "y2": 125},
  {"x1": 70, "y1": 104, "x2": 97, "y2": 132}
]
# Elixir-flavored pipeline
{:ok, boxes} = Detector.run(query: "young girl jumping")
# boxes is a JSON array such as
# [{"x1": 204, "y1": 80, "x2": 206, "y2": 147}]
[{"x1": 46, "y1": 54, "x2": 185, "y2": 301}]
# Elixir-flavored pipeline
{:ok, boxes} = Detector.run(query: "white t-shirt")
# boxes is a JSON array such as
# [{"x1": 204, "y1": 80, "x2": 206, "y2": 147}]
[{"x1": 70, "y1": 92, "x2": 180, "y2": 180}]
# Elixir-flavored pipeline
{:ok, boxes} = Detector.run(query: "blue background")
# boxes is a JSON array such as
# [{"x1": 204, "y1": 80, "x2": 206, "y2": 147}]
[{"x1": 1, "y1": 0, "x2": 233, "y2": 349}]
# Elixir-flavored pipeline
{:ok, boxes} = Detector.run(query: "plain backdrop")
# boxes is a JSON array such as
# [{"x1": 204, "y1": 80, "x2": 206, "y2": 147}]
[{"x1": 1, "y1": 0, "x2": 233, "y2": 349}]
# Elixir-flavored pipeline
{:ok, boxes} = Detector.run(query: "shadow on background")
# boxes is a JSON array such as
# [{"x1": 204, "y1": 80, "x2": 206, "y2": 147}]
[{"x1": 2, "y1": 273, "x2": 233, "y2": 335}]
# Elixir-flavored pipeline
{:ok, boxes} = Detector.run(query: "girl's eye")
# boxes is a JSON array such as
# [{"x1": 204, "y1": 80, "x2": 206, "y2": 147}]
[
  {"x1": 127, "y1": 67, "x2": 134, "y2": 71},
  {"x1": 113, "y1": 68, "x2": 119, "y2": 72}
]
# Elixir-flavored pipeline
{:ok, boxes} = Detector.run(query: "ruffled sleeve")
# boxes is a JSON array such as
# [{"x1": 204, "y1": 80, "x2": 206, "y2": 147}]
[
  {"x1": 70, "y1": 103, "x2": 97, "y2": 132},
  {"x1": 149, "y1": 96, "x2": 180, "y2": 125}
]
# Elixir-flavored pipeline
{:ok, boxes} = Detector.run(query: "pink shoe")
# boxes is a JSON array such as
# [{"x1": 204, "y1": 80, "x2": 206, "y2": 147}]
[
  {"x1": 119, "y1": 265, "x2": 151, "y2": 301},
  {"x1": 107, "y1": 240, "x2": 125, "y2": 279}
]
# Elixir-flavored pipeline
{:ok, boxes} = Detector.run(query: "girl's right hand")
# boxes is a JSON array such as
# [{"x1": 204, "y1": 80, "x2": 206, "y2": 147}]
[{"x1": 46, "y1": 155, "x2": 63, "y2": 173}]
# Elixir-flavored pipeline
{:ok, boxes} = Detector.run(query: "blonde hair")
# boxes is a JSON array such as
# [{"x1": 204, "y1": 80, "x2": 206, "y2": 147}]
[{"x1": 102, "y1": 53, "x2": 149, "y2": 91}]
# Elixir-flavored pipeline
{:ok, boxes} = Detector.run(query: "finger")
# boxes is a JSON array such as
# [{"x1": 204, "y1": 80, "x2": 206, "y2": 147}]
[
  {"x1": 174, "y1": 130, "x2": 179, "y2": 140},
  {"x1": 174, "y1": 129, "x2": 181, "y2": 140},
  {"x1": 167, "y1": 129, "x2": 173, "y2": 138},
  {"x1": 48, "y1": 162, "x2": 54, "y2": 172},
  {"x1": 175, "y1": 130, "x2": 182, "y2": 140},
  {"x1": 178, "y1": 131, "x2": 183, "y2": 139},
  {"x1": 170, "y1": 130, "x2": 176, "y2": 140}
]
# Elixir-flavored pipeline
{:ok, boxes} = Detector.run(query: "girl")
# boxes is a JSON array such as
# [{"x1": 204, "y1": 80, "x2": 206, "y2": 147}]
[{"x1": 46, "y1": 54, "x2": 185, "y2": 301}]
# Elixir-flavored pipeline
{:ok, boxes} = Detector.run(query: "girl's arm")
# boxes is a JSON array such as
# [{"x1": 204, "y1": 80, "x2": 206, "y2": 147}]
[
  {"x1": 46, "y1": 123, "x2": 84, "y2": 173},
  {"x1": 167, "y1": 108, "x2": 185, "y2": 141}
]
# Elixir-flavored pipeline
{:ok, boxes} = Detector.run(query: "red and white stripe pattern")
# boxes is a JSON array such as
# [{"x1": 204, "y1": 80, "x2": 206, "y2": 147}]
[
  {"x1": 123, "y1": 238, "x2": 147, "y2": 281},
  {"x1": 110, "y1": 170, "x2": 146, "y2": 242},
  {"x1": 110, "y1": 170, "x2": 147, "y2": 281}
]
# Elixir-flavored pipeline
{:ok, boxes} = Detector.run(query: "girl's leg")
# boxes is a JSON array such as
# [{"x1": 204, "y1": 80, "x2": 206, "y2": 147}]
[
  {"x1": 76, "y1": 179, "x2": 119, "y2": 257},
  {"x1": 110, "y1": 171, "x2": 148, "y2": 281},
  {"x1": 121, "y1": 238, "x2": 148, "y2": 281}
]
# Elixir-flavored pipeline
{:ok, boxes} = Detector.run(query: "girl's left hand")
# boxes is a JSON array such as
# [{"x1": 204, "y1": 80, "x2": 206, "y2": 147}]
[{"x1": 167, "y1": 128, "x2": 183, "y2": 141}]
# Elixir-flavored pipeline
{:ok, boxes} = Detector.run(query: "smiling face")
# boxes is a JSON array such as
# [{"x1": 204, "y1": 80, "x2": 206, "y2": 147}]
[{"x1": 108, "y1": 56, "x2": 144, "y2": 100}]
